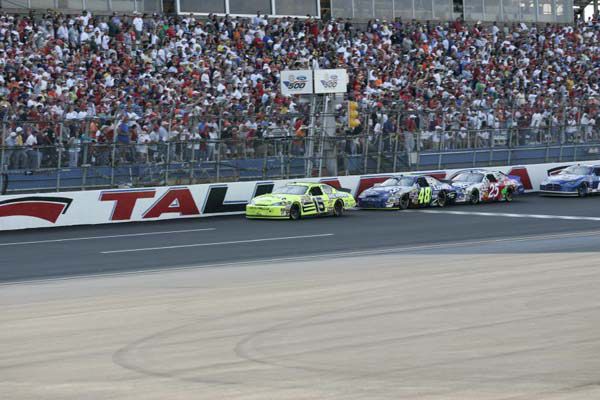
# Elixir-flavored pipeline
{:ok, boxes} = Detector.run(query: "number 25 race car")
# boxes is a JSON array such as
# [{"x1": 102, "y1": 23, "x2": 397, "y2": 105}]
[
  {"x1": 246, "y1": 182, "x2": 356, "y2": 220},
  {"x1": 357, "y1": 175, "x2": 456, "y2": 209},
  {"x1": 450, "y1": 169, "x2": 523, "y2": 204}
]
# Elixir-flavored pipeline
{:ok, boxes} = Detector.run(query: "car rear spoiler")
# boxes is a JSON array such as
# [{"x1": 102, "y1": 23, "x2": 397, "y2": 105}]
[{"x1": 338, "y1": 187, "x2": 352, "y2": 193}]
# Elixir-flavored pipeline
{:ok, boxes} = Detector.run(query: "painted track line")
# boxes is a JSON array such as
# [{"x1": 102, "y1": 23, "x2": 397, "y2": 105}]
[
  {"x1": 0, "y1": 228, "x2": 216, "y2": 247},
  {"x1": 408, "y1": 209, "x2": 600, "y2": 221},
  {"x1": 101, "y1": 233, "x2": 335, "y2": 254},
  {"x1": 8, "y1": 228, "x2": 600, "y2": 286}
]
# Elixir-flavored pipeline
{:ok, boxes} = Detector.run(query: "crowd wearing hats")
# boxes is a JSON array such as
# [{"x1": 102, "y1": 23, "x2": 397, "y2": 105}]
[{"x1": 0, "y1": 10, "x2": 599, "y2": 169}]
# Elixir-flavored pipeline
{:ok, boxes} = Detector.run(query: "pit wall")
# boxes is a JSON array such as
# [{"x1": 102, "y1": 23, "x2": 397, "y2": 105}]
[{"x1": 0, "y1": 161, "x2": 594, "y2": 231}]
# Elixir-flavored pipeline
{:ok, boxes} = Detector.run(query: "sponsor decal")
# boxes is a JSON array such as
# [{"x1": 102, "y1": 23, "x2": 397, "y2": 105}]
[
  {"x1": 319, "y1": 73, "x2": 339, "y2": 89},
  {"x1": 0, "y1": 196, "x2": 72, "y2": 223},
  {"x1": 100, "y1": 183, "x2": 275, "y2": 221},
  {"x1": 282, "y1": 74, "x2": 308, "y2": 90}
]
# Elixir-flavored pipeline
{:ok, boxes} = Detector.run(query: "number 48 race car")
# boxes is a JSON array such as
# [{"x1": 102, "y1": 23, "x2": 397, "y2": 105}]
[
  {"x1": 357, "y1": 175, "x2": 457, "y2": 209},
  {"x1": 246, "y1": 182, "x2": 356, "y2": 220},
  {"x1": 450, "y1": 169, "x2": 523, "y2": 204}
]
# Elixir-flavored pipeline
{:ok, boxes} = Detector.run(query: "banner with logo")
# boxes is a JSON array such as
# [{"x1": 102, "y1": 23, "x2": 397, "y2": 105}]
[
  {"x1": 314, "y1": 69, "x2": 348, "y2": 94},
  {"x1": 0, "y1": 160, "x2": 582, "y2": 231},
  {"x1": 280, "y1": 70, "x2": 313, "y2": 95}
]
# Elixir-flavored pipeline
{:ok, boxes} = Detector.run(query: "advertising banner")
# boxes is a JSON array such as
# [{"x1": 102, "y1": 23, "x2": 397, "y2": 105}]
[
  {"x1": 313, "y1": 69, "x2": 348, "y2": 94},
  {"x1": 280, "y1": 70, "x2": 313, "y2": 95},
  {"x1": 0, "y1": 161, "x2": 593, "y2": 231}
]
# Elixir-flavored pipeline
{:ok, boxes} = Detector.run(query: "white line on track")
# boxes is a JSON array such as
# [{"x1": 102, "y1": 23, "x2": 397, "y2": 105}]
[
  {"x1": 101, "y1": 233, "x2": 335, "y2": 254},
  {"x1": 407, "y1": 209, "x2": 600, "y2": 221},
  {"x1": 0, "y1": 228, "x2": 216, "y2": 247},
  {"x1": 7, "y1": 228, "x2": 600, "y2": 286}
]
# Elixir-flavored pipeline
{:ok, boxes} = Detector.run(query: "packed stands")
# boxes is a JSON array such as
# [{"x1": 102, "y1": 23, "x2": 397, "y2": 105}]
[{"x1": 0, "y1": 10, "x2": 598, "y2": 189}]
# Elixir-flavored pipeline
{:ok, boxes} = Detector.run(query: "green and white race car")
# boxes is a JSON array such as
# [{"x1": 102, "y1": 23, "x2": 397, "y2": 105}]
[{"x1": 246, "y1": 182, "x2": 356, "y2": 220}]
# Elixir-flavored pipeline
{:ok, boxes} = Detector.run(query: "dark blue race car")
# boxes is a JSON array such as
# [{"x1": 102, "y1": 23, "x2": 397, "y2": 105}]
[
  {"x1": 357, "y1": 175, "x2": 457, "y2": 210},
  {"x1": 539, "y1": 164, "x2": 600, "y2": 197}
]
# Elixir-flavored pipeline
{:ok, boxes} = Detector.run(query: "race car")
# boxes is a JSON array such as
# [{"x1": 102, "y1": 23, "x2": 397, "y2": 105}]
[
  {"x1": 357, "y1": 175, "x2": 456, "y2": 209},
  {"x1": 539, "y1": 164, "x2": 600, "y2": 196},
  {"x1": 246, "y1": 182, "x2": 356, "y2": 220},
  {"x1": 450, "y1": 169, "x2": 522, "y2": 204}
]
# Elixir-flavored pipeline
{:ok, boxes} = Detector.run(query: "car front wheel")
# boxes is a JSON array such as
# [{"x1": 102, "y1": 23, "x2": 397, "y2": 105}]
[
  {"x1": 578, "y1": 183, "x2": 588, "y2": 198},
  {"x1": 290, "y1": 204, "x2": 301, "y2": 220},
  {"x1": 333, "y1": 201, "x2": 344, "y2": 217}
]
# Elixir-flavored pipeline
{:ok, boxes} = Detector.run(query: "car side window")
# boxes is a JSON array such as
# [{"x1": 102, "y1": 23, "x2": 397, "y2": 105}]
[
  {"x1": 321, "y1": 185, "x2": 332, "y2": 194},
  {"x1": 309, "y1": 186, "x2": 323, "y2": 196},
  {"x1": 486, "y1": 174, "x2": 497, "y2": 183},
  {"x1": 594, "y1": 168, "x2": 600, "y2": 177},
  {"x1": 416, "y1": 177, "x2": 429, "y2": 187}
]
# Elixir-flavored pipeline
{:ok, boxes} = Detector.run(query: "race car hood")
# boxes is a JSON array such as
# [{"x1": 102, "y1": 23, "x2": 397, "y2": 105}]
[
  {"x1": 251, "y1": 194, "x2": 294, "y2": 205},
  {"x1": 543, "y1": 174, "x2": 585, "y2": 184},
  {"x1": 360, "y1": 186, "x2": 412, "y2": 197}
]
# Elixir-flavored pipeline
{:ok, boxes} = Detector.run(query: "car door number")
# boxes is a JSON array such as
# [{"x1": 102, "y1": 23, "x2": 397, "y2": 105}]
[
  {"x1": 313, "y1": 197, "x2": 326, "y2": 213},
  {"x1": 418, "y1": 187, "x2": 432, "y2": 204},
  {"x1": 489, "y1": 184, "x2": 499, "y2": 199}
]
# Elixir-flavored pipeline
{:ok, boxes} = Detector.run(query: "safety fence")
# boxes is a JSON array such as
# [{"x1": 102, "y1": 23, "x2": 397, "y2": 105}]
[{"x1": 1, "y1": 95, "x2": 599, "y2": 193}]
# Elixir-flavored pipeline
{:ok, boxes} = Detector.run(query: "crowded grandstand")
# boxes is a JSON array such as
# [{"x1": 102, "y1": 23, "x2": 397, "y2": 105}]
[{"x1": 0, "y1": 4, "x2": 598, "y2": 192}]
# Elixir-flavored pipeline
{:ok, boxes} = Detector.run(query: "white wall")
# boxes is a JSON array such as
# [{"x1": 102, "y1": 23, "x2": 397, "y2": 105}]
[{"x1": 0, "y1": 160, "x2": 594, "y2": 231}]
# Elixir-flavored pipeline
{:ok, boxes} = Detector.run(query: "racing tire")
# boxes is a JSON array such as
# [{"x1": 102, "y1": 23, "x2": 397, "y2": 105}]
[
  {"x1": 469, "y1": 189, "x2": 480, "y2": 205},
  {"x1": 333, "y1": 201, "x2": 344, "y2": 217},
  {"x1": 398, "y1": 194, "x2": 410, "y2": 210},
  {"x1": 437, "y1": 191, "x2": 447, "y2": 208},
  {"x1": 577, "y1": 183, "x2": 588, "y2": 198},
  {"x1": 504, "y1": 188, "x2": 514, "y2": 202},
  {"x1": 289, "y1": 204, "x2": 301, "y2": 220}
]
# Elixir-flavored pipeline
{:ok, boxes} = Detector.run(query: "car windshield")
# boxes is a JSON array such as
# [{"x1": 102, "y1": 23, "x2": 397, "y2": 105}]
[
  {"x1": 560, "y1": 166, "x2": 591, "y2": 176},
  {"x1": 453, "y1": 173, "x2": 484, "y2": 183},
  {"x1": 381, "y1": 177, "x2": 416, "y2": 187},
  {"x1": 272, "y1": 185, "x2": 308, "y2": 195}
]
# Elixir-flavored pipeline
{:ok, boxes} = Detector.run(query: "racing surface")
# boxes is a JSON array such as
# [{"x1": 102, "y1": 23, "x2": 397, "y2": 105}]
[
  {"x1": 3, "y1": 194, "x2": 600, "y2": 399},
  {"x1": 2, "y1": 194, "x2": 600, "y2": 282}
]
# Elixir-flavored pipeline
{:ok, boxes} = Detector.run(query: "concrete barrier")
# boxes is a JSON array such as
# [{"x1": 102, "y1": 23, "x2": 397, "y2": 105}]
[{"x1": 0, "y1": 161, "x2": 595, "y2": 231}]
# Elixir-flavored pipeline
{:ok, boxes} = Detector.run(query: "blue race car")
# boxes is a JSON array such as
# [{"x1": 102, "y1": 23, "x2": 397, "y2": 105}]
[
  {"x1": 357, "y1": 175, "x2": 456, "y2": 210},
  {"x1": 540, "y1": 164, "x2": 600, "y2": 196}
]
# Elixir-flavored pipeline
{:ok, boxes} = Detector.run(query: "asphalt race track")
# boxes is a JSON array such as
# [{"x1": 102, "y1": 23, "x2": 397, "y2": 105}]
[
  {"x1": 2, "y1": 194, "x2": 600, "y2": 282},
  {"x1": 2, "y1": 194, "x2": 600, "y2": 399}
]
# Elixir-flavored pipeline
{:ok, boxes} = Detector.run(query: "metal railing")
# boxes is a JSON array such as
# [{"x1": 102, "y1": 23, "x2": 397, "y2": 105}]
[
  {"x1": 1, "y1": 94, "x2": 599, "y2": 193},
  {"x1": 2, "y1": 126, "x2": 600, "y2": 194}
]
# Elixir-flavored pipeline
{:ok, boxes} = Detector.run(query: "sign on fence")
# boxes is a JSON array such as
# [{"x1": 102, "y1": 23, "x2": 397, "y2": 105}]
[
  {"x1": 314, "y1": 69, "x2": 348, "y2": 94},
  {"x1": 280, "y1": 70, "x2": 313, "y2": 95},
  {"x1": 280, "y1": 69, "x2": 348, "y2": 95}
]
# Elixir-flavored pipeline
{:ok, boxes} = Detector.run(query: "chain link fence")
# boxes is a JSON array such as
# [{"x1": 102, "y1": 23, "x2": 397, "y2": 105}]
[{"x1": 1, "y1": 97, "x2": 599, "y2": 194}]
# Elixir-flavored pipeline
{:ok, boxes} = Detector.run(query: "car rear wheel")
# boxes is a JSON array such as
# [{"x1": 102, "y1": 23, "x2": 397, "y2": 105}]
[
  {"x1": 504, "y1": 188, "x2": 514, "y2": 202},
  {"x1": 398, "y1": 194, "x2": 410, "y2": 210},
  {"x1": 578, "y1": 183, "x2": 588, "y2": 198},
  {"x1": 437, "y1": 191, "x2": 447, "y2": 208},
  {"x1": 469, "y1": 189, "x2": 480, "y2": 205},
  {"x1": 333, "y1": 201, "x2": 344, "y2": 217},
  {"x1": 289, "y1": 204, "x2": 301, "y2": 220}
]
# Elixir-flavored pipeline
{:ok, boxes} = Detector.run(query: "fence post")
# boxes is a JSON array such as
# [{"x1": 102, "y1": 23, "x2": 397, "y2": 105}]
[
  {"x1": 363, "y1": 112, "x2": 371, "y2": 174},
  {"x1": 56, "y1": 145, "x2": 62, "y2": 192},
  {"x1": 376, "y1": 133, "x2": 383, "y2": 174},
  {"x1": 189, "y1": 139, "x2": 195, "y2": 185},
  {"x1": 165, "y1": 142, "x2": 171, "y2": 185},
  {"x1": 392, "y1": 133, "x2": 399, "y2": 173},
  {"x1": 1, "y1": 118, "x2": 6, "y2": 175},
  {"x1": 110, "y1": 141, "x2": 117, "y2": 187}
]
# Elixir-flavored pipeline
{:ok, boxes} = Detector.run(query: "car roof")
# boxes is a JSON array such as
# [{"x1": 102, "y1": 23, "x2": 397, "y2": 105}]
[{"x1": 287, "y1": 182, "x2": 320, "y2": 187}]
